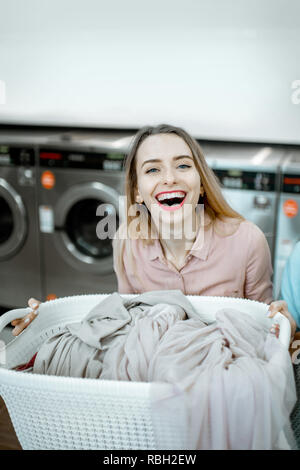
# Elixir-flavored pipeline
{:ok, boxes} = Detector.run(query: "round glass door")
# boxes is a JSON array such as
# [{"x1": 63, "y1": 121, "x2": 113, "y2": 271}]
[
  {"x1": 65, "y1": 198, "x2": 119, "y2": 260},
  {"x1": 0, "y1": 178, "x2": 27, "y2": 260},
  {"x1": 0, "y1": 196, "x2": 14, "y2": 245},
  {"x1": 54, "y1": 182, "x2": 121, "y2": 273}
]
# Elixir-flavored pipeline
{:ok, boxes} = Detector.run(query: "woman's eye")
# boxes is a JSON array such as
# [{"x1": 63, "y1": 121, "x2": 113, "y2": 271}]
[
  {"x1": 146, "y1": 168, "x2": 159, "y2": 174},
  {"x1": 178, "y1": 164, "x2": 191, "y2": 169}
]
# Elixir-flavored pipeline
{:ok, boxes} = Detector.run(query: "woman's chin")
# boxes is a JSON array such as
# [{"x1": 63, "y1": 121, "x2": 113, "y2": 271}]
[
  {"x1": 156, "y1": 213, "x2": 197, "y2": 238},
  {"x1": 149, "y1": 202, "x2": 198, "y2": 232}
]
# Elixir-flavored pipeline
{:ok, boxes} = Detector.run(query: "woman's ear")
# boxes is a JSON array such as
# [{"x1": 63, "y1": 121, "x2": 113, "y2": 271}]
[{"x1": 135, "y1": 190, "x2": 144, "y2": 204}]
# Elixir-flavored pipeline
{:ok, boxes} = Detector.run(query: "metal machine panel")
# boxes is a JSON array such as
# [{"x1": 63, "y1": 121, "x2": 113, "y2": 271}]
[
  {"x1": 37, "y1": 132, "x2": 133, "y2": 300},
  {"x1": 0, "y1": 130, "x2": 63, "y2": 308},
  {"x1": 202, "y1": 143, "x2": 285, "y2": 265},
  {"x1": 0, "y1": 144, "x2": 41, "y2": 308},
  {"x1": 273, "y1": 151, "x2": 300, "y2": 299}
]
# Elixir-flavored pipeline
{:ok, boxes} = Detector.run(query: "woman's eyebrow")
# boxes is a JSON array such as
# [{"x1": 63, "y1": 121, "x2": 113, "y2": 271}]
[{"x1": 141, "y1": 155, "x2": 193, "y2": 168}]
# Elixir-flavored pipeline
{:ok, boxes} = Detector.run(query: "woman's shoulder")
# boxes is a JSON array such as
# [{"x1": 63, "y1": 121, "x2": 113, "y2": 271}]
[
  {"x1": 213, "y1": 216, "x2": 254, "y2": 237},
  {"x1": 234, "y1": 219, "x2": 271, "y2": 263},
  {"x1": 238, "y1": 219, "x2": 265, "y2": 236},
  {"x1": 213, "y1": 216, "x2": 267, "y2": 245},
  {"x1": 235, "y1": 219, "x2": 268, "y2": 247}
]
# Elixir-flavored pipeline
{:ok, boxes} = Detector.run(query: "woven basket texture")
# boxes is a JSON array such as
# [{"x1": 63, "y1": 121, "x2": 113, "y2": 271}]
[{"x1": 0, "y1": 294, "x2": 293, "y2": 450}]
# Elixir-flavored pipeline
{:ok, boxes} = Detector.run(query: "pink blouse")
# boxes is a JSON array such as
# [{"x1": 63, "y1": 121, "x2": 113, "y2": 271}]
[{"x1": 113, "y1": 220, "x2": 273, "y2": 304}]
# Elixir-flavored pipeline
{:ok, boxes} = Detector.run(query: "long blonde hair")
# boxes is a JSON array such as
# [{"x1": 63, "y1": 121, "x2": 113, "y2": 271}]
[{"x1": 113, "y1": 124, "x2": 244, "y2": 280}]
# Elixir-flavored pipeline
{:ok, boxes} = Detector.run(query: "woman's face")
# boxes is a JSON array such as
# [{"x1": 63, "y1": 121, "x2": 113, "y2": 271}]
[{"x1": 134, "y1": 133, "x2": 202, "y2": 232}]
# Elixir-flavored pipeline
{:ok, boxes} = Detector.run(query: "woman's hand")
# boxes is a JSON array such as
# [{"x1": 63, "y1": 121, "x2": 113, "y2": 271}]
[
  {"x1": 11, "y1": 298, "x2": 41, "y2": 336},
  {"x1": 268, "y1": 300, "x2": 297, "y2": 341}
]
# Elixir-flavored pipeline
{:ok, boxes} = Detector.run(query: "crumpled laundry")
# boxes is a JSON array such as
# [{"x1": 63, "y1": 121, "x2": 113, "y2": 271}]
[{"x1": 32, "y1": 290, "x2": 297, "y2": 450}]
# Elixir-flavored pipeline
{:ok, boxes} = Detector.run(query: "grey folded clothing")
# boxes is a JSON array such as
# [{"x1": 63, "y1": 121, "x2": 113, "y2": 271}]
[
  {"x1": 33, "y1": 290, "x2": 198, "y2": 378},
  {"x1": 32, "y1": 289, "x2": 297, "y2": 449}
]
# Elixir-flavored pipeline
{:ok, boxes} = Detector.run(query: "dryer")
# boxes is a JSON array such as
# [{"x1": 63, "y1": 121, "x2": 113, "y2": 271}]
[
  {"x1": 201, "y1": 142, "x2": 285, "y2": 268},
  {"x1": 273, "y1": 150, "x2": 300, "y2": 299},
  {"x1": 0, "y1": 130, "x2": 62, "y2": 308},
  {"x1": 37, "y1": 132, "x2": 133, "y2": 300}
]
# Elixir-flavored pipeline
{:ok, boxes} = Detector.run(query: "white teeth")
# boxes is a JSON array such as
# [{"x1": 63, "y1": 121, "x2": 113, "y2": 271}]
[{"x1": 156, "y1": 192, "x2": 186, "y2": 202}]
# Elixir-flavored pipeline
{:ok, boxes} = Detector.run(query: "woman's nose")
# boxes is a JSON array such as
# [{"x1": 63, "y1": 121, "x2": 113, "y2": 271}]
[{"x1": 163, "y1": 168, "x2": 177, "y2": 185}]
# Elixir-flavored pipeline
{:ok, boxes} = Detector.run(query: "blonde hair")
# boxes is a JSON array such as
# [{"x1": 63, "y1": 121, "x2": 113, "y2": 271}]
[{"x1": 114, "y1": 124, "x2": 244, "y2": 282}]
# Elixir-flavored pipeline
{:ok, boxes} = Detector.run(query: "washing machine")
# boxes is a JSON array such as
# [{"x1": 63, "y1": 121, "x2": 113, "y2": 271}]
[
  {"x1": 0, "y1": 129, "x2": 63, "y2": 309},
  {"x1": 37, "y1": 131, "x2": 134, "y2": 300},
  {"x1": 201, "y1": 142, "x2": 285, "y2": 266},
  {"x1": 273, "y1": 150, "x2": 300, "y2": 299}
]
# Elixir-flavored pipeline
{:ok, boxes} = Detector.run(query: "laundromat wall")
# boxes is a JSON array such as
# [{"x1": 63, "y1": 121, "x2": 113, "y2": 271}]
[
  {"x1": 0, "y1": 129, "x2": 299, "y2": 309},
  {"x1": 0, "y1": 1, "x2": 300, "y2": 309}
]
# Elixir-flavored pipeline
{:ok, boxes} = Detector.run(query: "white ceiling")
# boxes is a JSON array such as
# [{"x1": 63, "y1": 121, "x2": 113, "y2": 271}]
[{"x1": 0, "y1": 0, "x2": 299, "y2": 144}]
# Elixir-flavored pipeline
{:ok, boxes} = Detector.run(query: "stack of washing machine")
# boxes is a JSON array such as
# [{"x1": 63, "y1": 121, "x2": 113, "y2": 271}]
[
  {"x1": 201, "y1": 141, "x2": 287, "y2": 300},
  {"x1": 36, "y1": 131, "x2": 134, "y2": 301},
  {"x1": 1, "y1": 128, "x2": 298, "y2": 309},
  {"x1": 0, "y1": 129, "x2": 63, "y2": 310},
  {"x1": 273, "y1": 149, "x2": 300, "y2": 299}
]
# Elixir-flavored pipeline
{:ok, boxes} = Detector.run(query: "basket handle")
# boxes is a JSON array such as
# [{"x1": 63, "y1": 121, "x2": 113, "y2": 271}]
[
  {"x1": 273, "y1": 312, "x2": 291, "y2": 349},
  {"x1": 0, "y1": 307, "x2": 31, "y2": 336},
  {"x1": 0, "y1": 304, "x2": 291, "y2": 348}
]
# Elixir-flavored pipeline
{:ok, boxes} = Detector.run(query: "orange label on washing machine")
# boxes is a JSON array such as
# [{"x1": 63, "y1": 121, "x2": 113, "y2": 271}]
[
  {"x1": 283, "y1": 199, "x2": 298, "y2": 218},
  {"x1": 46, "y1": 294, "x2": 57, "y2": 301},
  {"x1": 41, "y1": 171, "x2": 55, "y2": 189}
]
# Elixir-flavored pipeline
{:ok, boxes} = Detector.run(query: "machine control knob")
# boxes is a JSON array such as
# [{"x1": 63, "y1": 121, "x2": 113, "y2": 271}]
[
  {"x1": 253, "y1": 195, "x2": 271, "y2": 209},
  {"x1": 254, "y1": 173, "x2": 270, "y2": 191},
  {"x1": 18, "y1": 167, "x2": 35, "y2": 186}
]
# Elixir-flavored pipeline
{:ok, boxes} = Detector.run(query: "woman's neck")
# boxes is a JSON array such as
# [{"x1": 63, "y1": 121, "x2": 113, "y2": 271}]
[
  {"x1": 158, "y1": 215, "x2": 200, "y2": 265},
  {"x1": 160, "y1": 237, "x2": 194, "y2": 262}
]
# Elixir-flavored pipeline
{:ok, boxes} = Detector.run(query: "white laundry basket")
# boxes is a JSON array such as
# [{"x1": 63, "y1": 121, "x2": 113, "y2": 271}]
[{"x1": 0, "y1": 294, "x2": 291, "y2": 450}]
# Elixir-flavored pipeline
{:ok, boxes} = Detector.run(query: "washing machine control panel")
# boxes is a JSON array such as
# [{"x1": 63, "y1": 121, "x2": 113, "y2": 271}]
[
  {"x1": 282, "y1": 174, "x2": 300, "y2": 194},
  {"x1": 0, "y1": 146, "x2": 35, "y2": 166},
  {"x1": 213, "y1": 169, "x2": 276, "y2": 191},
  {"x1": 39, "y1": 149, "x2": 126, "y2": 171}
]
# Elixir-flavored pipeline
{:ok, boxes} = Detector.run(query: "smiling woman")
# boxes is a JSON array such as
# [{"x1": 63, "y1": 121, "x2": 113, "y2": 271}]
[
  {"x1": 123, "y1": 124, "x2": 243, "y2": 243},
  {"x1": 113, "y1": 123, "x2": 274, "y2": 303},
  {"x1": 10, "y1": 124, "x2": 296, "y2": 340}
]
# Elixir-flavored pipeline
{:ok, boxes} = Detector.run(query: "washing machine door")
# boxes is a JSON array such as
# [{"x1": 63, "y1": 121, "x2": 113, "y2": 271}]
[
  {"x1": 0, "y1": 178, "x2": 27, "y2": 260},
  {"x1": 54, "y1": 182, "x2": 121, "y2": 273}
]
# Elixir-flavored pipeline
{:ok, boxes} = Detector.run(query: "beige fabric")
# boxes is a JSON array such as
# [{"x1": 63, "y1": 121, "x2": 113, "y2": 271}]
[
  {"x1": 33, "y1": 290, "x2": 197, "y2": 377},
  {"x1": 32, "y1": 290, "x2": 297, "y2": 449}
]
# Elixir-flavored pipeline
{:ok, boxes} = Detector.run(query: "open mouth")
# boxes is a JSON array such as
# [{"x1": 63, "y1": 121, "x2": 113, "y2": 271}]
[{"x1": 155, "y1": 191, "x2": 187, "y2": 211}]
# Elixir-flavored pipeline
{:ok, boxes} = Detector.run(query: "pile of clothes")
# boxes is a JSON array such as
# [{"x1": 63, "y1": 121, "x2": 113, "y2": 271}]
[{"x1": 22, "y1": 290, "x2": 297, "y2": 450}]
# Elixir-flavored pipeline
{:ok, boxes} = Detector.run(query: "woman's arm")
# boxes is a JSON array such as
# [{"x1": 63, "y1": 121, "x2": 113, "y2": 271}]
[
  {"x1": 112, "y1": 234, "x2": 135, "y2": 294},
  {"x1": 244, "y1": 224, "x2": 273, "y2": 304},
  {"x1": 11, "y1": 298, "x2": 41, "y2": 336},
  {"x1": 243, "y1": 226, "x2": 297, "y2": 339},
  {"x1": 267, "y1": 242, "x2": 300, "y2": 343},
  {"x1": 244, "y1": 227, "x2": 298, "y2": 340},
  {"x1": 267, "y1": 299, "x2": 297, "y2": 340}
]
